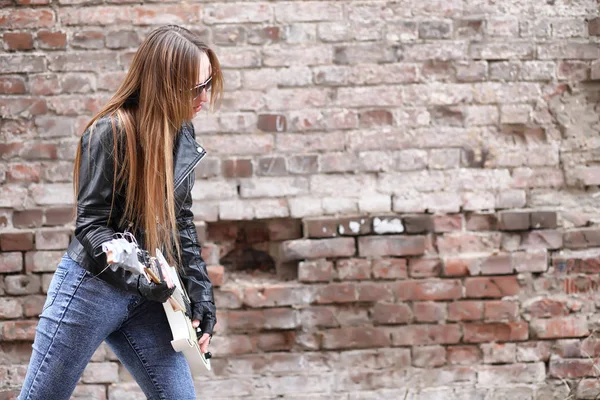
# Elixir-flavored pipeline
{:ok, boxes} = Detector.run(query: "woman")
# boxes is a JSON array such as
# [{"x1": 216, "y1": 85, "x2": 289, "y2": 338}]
[{"x1": 18, "y1": 25, "x2": 223, "y2": 400}]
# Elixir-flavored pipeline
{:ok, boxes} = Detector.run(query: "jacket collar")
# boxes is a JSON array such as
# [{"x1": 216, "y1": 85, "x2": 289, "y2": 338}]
[{"x1": 174, "y1": 123, "x2": 206, "y2": 190}]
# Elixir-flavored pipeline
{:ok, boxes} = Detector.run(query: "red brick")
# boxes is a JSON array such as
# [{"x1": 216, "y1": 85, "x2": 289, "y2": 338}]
[
  {"x1": 22, "y1": 295, "x2": 45, "y2": 317},
  {"x1": 372, "y1": 258, "x2": 408, "y2": 280},
  {"x1": 0, "y1": 97, "x2": 47, "y2": 117},
  {"x1": 25, "y1": 251, "x2": 62, "y2": 272},
  {"x1": 466, "y1": 213, "x2": 497, "y2": 231},
  {"x1": 214, "y1": 287, "x2": 243, "y2": 309},
  {"x1": 257, "y1": 114, "x2": 287, "y2": 132},
  {"x1": 358, "y1": 235, "x2": 426, "y2": 257},
  {"x1": 304, "y1": 216, "x2": 372, "y2": 238},
  {"x1": 0, "y1": 76, "x2": 26, "y2": 94},
  {"x1": 553, "y1": 253, "x2": 600, "y2": 274},
  {"x1": 6, "y1": 163, "x2": 41, "y2": 183},
  {"x1": 222, "y1": 158, "x2": 253, "y2": 178},
  {"x1": 280, "y1": 238, "x2": 356, "y2": 261},
  {"x1": 550, "y1": 358, "x2": 598, "y2": 378},
  {"x1": 255, "y1": 331, "x2": 295, "y2": 352},
  {"x1": 298, "y1": 259, "x2": 333, "y2": 282},
  {"x1": 465, "y1": 276, "x2": 521, "y2": 298},
  {"x1": 517, "y1": 341, "x2": 552, "y2": 362},
  {"x1": 468, "y1": 255, "x2": 512, "y2": 277},
  {"x1": 443, "y1": 258, "x2": 470, "y2": 277},
  {"x1": 498, "y1": 211, "x2": 531, "y2": 231},
  {"x1": 390, "y1": 324, "x2": 462, "y2": 346},
  {"x1": 28, "y1": 74, "x2": 60, "y2": 96},
  {"x1": 520, "y1": 230, "x2": 563, "y2": 250},
  {"x1": 0, "y1": 142, "x2": 24, "y2": 159},
  {"x1": 243, "y1": 285, "x2": 314, "y2": 307},
  {"x1": 336, "y1": 258, "x2": 371, "y2": 280},
  {"x1": 210, "y1": 334, "x2": 255, "y2": 355},
  {"x1": 562, "y1": 275, "x2": 600, "y2": 295},
  {"x1": 448, "y1": 301, "x2": 483, "y2": 321},
  {"x1": 412, "y1": 345, "x2": 446, "y2": 368},
  {"x1": 558, "y1": 60, "x2": 590, "y2": 81},
  {"x1": 530, "y1": 211, "x2": 557, "y2": 229},
  {"x1": 392, "y1": 279, "x2": 462, "y2": 301},
  {"x1": 0, "y1": 9, "x2": 55, "y2": 29},
  {"x1": 256, "y1": 156, "x2": 287, "y2": 176},
  {"x1": 3, "y1": 32, "x2": 34, "y2": 51},
  {"x1": 2, "y1": 320, "x2": 37, "y2": 341},
  {"x1": 356, "y1": 282, "x2": 393, "y2": 302},
  {"x1": 524, "y1": 298, "x2": 569, "y2": 318},
  {"x1": 372, "y1": 303, "x2": 412, "y2": 325},
  {"x1": 12, "y1": 210, "x2": 43, "y2": 228},
  {"x1": 590, "y1": 17, "x2": 600, "y2": 36},
  {"x1": 512, "y1": 250, "x2": 548, "y2": 273},
  {"x1": 463, "y1": 322, "x2": 529, "y2": 343},
  {"x1": 582, "y1": 337, "x2": 600, "y2": 358},
  {"x1": 577, "y1": 379, "x2": 600, "y2": 398},
  {"x1": 321, "y1": 327, "x2": 390, "y2": 350},
  {"x1": 413, "y1": 301, "x2": 446, "y2": 323},
  {"x1": 359, "y1": 110, "x2": 393, "y2": 128},
  {"x1": 35, "y1": 230, "x2": 70, "y2": 250},
  {"x1": 403, "y1": 214, "x2": 433, "y2": 233},
  {"x1": 224, "y1": 308, "x2": 298, "y2": 332},
  {"x1": 531, "y1": 316, "x2": 589, "y2": 339},
  {"x1": 105, "y1": 29, "x2": 141, "y2": 49},
  {"x1": 447, "y1": 345, "x2": 481, "y2": 365},
  {"x1": 0, "y1": 253, "x2": 23, "y2": 273},
  {"x1": 36, "y1": 30, "x2": 67, "y2": 49},
  {"x1": 0, "y1": 298, "x2": 23, "y2": 319},
  {"x1": 299, "y1": 307, "x2": 339, "y2": 328},
  {"x1": 5, "y1": 274, "x2": 42, "y2": 295},
  {"x1": 288, "y1": 154, "x2": 318, "y2": 175},
  {"x1": 72, "y1": 30, "x2": 105, "y2": 49},
  {"x1": 408, "y1": 258, "x2": 441, "y2": 278},
  {"x1": 207, "y1": 266, "x2": 224, "y2": 287},
  {"x1": 484, "y1": 301, "x2": 519, "y2": 322},
  {"x1": 0, "y1": 232, "x2": 34, "y2": 251},
  {"x1": 438, "y1": 232, "x2": 503, "y2": 255},
  {"x1": 265, "y1": 219, "x2": 302, "y2": 241},
  {"x1": 315, "y1": 282, "x2": 357, "y2": 304},
  {"x1": 564, "y1": 228, "x2": 600, "y2": 249},
  {"x1": 433, "y1": 214, "x2": 463, "y2": 232},
  {"x1": 478, "y1": 363, "x2": 545, "y2": 385}
]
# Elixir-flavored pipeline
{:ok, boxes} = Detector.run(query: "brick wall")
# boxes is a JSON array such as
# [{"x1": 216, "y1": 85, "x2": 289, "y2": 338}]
[{"x1": 2, "y1": 0, "x2": 600, "y2": 399}]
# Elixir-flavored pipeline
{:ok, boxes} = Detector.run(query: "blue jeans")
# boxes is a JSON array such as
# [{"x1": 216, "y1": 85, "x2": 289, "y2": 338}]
[{"x1": 18, "y1": 254, "x2": 196, "y2": 400}]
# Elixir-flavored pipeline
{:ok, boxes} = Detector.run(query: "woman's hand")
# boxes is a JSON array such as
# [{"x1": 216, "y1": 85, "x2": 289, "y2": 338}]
[
  {"x1": 192, "y1": 319, "x2": 211, "y2": 353},
  {"x1": 191, "y1": 301, "x2": 216, "y2": 355}
]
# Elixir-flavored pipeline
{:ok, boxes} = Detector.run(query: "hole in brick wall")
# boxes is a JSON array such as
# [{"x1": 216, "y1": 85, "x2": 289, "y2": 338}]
[{"x1": 206, "y1": 218, "x2": 302, "y2": 280}]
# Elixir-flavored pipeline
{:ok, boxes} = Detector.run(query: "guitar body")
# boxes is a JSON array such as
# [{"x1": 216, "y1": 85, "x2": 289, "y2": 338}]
[
  {"x1": 103, "y1": 238, "x2": 212, "y2": 374},
  {"x1": 156, "y1": 249, "x2": 212, "y2": 373}
]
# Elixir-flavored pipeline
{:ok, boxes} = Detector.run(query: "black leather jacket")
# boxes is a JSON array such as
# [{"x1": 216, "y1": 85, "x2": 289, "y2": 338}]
[{"x1": 67, "y1": 116, "x2": 214, "y2": 306}]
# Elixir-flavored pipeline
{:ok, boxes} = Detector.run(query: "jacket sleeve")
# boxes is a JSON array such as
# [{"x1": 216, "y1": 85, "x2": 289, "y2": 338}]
[
  {"x1": 177, "y1": 173, "x2": 215, "y2": 304},
  {"x1": 74, "y1": 118, "x2": 140, "y2": 293}
]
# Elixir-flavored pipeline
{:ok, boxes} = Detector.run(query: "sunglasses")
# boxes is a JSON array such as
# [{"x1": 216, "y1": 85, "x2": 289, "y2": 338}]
[{"x1": 191, "y1": 76, "x2": 212, "y2": 99}]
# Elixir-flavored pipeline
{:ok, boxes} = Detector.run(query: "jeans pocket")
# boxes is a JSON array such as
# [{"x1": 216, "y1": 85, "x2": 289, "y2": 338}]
[{"x1": 42, "y1": 268, "x2": 68, "y2": 313}]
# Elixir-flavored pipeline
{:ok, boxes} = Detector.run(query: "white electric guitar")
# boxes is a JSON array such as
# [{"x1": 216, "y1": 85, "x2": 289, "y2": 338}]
[{"x1": 102, "y1": 235, "x2": 212, "y2": 374}]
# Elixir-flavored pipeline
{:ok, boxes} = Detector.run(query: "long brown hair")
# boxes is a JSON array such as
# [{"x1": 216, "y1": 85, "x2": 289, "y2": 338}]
[{"x1": 73, "y1": 25, "x2": 224, "y2": 266}]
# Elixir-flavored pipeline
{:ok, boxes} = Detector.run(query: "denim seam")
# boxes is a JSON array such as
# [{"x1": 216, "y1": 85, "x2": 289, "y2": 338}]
[
  {"x1": 120, "y1": 329, "x2": 166, "y2": 400},
  {"x1": 41, "y1": 269, "x2": 68, "y2": 314},
  {"x1": 23, "y1": 266, "x2": 88, "y2": 400}
]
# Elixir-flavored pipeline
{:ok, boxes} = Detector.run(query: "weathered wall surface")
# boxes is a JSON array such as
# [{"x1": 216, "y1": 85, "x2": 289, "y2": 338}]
[{"x1": 1, "y1": 0, "x2": 600, "y2": 399}]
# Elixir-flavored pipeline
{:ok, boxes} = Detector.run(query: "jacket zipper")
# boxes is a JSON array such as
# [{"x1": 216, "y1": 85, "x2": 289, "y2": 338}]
[{"x1": 174, "y1": 150, "x2": 206, "y2": 190}]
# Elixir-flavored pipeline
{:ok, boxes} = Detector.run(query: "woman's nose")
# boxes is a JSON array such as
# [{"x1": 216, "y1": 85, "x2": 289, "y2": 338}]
[{"x1": 200, "y1": 89, "x2": 209, "y2": 102}]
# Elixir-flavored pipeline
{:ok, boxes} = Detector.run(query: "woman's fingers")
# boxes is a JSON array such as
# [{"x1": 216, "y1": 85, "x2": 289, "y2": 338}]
[{"x1": 198, "y1": 333, "x2": 210, "y2": 354}]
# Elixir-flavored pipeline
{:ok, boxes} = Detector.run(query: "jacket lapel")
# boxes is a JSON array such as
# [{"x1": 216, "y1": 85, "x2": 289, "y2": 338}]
[{"x1": 173, "y1": 124, "x2": 207, "y2": 190}]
